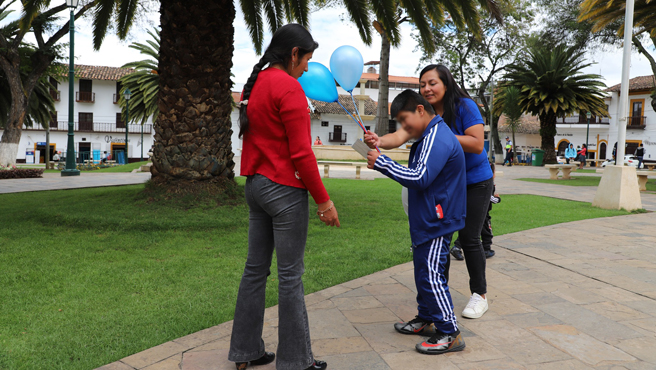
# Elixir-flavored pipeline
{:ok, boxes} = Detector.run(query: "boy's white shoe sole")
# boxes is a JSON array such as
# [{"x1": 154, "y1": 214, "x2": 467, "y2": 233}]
[{"x1": 462, "y1": 293, "x2": 488, "y2": 319}]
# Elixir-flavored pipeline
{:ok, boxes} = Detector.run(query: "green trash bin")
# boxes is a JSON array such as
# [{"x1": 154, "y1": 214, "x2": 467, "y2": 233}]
[{"x1": 532, "y1": 149, "x2": 545, "y2": 166}]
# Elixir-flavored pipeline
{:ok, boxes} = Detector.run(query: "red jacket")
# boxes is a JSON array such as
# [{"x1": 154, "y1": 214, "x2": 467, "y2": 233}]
[{"x1": 240, "y1": 68, "x2": 329, "y2": 204}]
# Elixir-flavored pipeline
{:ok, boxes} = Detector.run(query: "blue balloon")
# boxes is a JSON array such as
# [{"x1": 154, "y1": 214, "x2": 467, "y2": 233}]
[
  {"x1": 330, "y1": 45, "x2": 364, "y2": 92},
  {"x1": 298, "y1": 62, "x2": 339, "y2": 103}
]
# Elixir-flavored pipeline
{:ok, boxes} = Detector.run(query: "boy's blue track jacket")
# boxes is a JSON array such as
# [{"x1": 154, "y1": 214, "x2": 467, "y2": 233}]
[{"x1": 374, "y1": 115, "x2": 467, "y2": 246}]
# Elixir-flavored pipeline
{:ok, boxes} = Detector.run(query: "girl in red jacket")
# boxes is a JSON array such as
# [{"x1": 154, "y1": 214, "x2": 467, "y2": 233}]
[{"x1": 229, "y1": 24, "x2": 337, "y2": 370}]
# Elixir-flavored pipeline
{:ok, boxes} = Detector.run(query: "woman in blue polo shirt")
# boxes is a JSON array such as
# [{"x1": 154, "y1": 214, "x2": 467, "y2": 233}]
[{"x1": 365, "y1": 64, "x2": 493, "y2": 321}]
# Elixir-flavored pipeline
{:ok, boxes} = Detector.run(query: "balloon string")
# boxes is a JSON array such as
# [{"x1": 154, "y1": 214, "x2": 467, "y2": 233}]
[
  {"x1": 337, "y1": 100, "x2": 381, "y2": 153},
  {"x1": 350, "y1": 92, "x2": 365, "y2": 126}
]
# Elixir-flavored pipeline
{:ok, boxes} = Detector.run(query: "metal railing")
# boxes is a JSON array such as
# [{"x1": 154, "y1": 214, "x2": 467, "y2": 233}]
[
  {"x1": 23, "y1": 121, "x2": 153, "y2": 134},
  {"x1": 329, "y1": 132, "x2": 347, "y2": 142},
  {"x1": 628, "y1": 116, "x2": 646, "y2": 128},
  {"x1": 50, "y1": 90, "x2": 60, "y2": 101},
  {"x1": 76, "y1": 91, "x2": 95, "y2": 103},
  {"x1": 561, "y1": 116, "x2": 609, "y2": 124}
]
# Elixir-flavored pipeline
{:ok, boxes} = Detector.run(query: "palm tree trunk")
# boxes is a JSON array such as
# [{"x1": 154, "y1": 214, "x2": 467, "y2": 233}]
[
  {"x1": 539, "y1": 112, "x2": 558, "y2": 164},
  {"x1": 375, "y1": 31, "x2": 390, "y2": 136},
  {"x1": 491, "y1": 116, "x2": 503, "y2": 157},
  {"x1": 151, "y1": 0, "x2": 235, "y2": 184},
  {"x1": 0, "y1": 59, "x2": 27, "y2": 166}
]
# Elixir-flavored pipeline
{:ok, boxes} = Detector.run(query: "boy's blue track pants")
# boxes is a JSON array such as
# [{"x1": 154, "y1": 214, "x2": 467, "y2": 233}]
[{"x1": 413, "y1": 235, "x2": 459, "y2": 334}]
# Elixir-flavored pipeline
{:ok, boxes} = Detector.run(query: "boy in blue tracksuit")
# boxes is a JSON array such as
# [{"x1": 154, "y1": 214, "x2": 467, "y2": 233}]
[{"x1": 367, "y1": 90, "x2": 467, "y2": 355}]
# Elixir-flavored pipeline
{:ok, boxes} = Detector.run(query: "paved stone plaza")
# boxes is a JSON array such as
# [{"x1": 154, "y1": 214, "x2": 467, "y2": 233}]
[{"x1": 3, "y1": 164, "x2": 656, "y2": 369}]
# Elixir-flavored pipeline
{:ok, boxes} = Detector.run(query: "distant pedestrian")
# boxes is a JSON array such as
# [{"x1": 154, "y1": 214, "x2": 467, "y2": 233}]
[
  {"x1": 577, "y1": 144, "x2": 587, "y2": 169},
  {"x1": 52, "y1": 151, "x2": 60, "y2": 162},
  {"x1": 101, "y1": 151, "x2": 108, "y2": 163},
  {"x1": 636, "y1": 143, "x2": 645, "y2": 169},
  {"x1": 313, "y1": 136, "x2": 323, "y2": 145},
  {"x1": 503, "y1": 137, "x2": 513, "y2": 166},
  {"x1": 565, "y1": 143, "x2": 576, "y2": 164},
  {"x1": 612, "y1": 142, "x2": 617, "y2": 164}
]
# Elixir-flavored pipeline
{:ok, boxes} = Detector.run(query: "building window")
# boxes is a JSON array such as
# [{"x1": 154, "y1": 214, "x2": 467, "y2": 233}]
[
  {"x1": 388, "y1": 120, "x2": 396, "y2": 133},
  {"x1": 49, "y1": 77, "x2": 60, "y2": 101},
  {"x1": 79, "y1": 112, "x2": 93, "y2": 131},
  {"x1": 321, "y1": 121, "x2": 329, "y2": 127},
  {"x1": 50, "y1": 111, "x2": 57, "y2": 129},
  {"x1": 77, "y1": 79, "x2": 94, "y2": 102},
  {"x1": 114, "y1": 82, "x2": 122, "y2": 104},
  {"x1": 116, "y1": 113, "x2": 124, "y2": 128}
]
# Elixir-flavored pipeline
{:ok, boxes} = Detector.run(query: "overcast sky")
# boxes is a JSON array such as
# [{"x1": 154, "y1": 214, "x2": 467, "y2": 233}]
[{"x1": 4, "y1": 3, "x2": 655, "y2": 89}]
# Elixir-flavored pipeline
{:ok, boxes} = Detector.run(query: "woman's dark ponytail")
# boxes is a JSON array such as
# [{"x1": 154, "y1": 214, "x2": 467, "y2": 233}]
[{"x1": 238, "y1": 24, "x2": 319, "y2": 139}]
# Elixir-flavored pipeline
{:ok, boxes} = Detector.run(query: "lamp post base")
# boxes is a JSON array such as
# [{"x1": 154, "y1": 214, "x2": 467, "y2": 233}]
[
  {"x1": 592, "y1": 165, "x2": 642, "y2": 211},
  {"x1": 61, "y1": 169, "x2": 81, "y2": 177}
]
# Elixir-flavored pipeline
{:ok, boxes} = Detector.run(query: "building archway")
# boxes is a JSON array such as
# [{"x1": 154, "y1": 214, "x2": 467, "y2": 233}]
[
  {"x1": 599, "y1": 142, "x2": 607, "y2": 160},
  {"x1": 557, "y1": 139, "x2": 570, "y2": 156}
]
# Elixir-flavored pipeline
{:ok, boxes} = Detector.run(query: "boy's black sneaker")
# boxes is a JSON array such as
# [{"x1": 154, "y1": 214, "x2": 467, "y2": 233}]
[
  {"x1": 450, "y1": 247, "x2": 464, "y2": 261},
  {"x1": 416, "y1": 330, "x2": 466, "y2": 355},
  {"x1": 394, "y1": 316, "x2": 435, "y2": 335},
  {"x1": 485, "y1": 249, "x2": 495, "y2": 259}
]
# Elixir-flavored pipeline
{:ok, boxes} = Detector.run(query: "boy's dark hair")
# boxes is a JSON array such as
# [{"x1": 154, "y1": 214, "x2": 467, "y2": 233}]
[{"x1": 390, "y1": 89, "x2": 436, "y2": 119}]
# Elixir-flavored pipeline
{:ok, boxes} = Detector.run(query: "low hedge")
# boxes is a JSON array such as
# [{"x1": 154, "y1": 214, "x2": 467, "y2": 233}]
[{"x1": 0, "y1": 167, "x2": 44, "y2": 179}]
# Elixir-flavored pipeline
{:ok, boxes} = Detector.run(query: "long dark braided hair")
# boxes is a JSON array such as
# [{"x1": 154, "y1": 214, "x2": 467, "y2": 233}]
[
  {"x1": 419, "y1": 65, "x2": 474, "y2": 132},
  {"x1": 238, "y1": 24, "x2": 319, "y2": 138}
]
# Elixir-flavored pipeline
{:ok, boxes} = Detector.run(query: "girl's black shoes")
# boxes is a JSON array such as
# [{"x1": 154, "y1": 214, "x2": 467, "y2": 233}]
[{"x1": 235, "y1": 352, "x2": 275, "y2": 369}]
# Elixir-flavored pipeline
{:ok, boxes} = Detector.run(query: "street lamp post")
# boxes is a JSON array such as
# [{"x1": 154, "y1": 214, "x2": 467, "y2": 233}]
[
  {"x1": 124, "y1": 88, "x2": 131, "y2": 164},
  {"x1": 61, "y1": 0, "x2": 80, "y2": 177},
  {"x1": 585, "y1": 111, "x2": 591, "y2": 161},
  {"x1": 140, "y1": 123, "x2": 143, "y2": 162}
]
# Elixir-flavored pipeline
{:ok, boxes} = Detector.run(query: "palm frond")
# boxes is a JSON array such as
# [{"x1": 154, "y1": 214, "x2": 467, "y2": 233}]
[
  {"x1": 92, "y1": 0, "x2": 116, "y2": 51},
  {"x1": 240, "y1": 0, "x2": 264, "y2": 54}
]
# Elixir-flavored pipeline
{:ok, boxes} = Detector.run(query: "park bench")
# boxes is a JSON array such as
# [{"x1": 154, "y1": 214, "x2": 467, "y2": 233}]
[
  {"x1": 596, "y1": 168, "x2": 653, "y2": 191},
  {"x1": 545, "y1": 164, "x2": 577, "y2": 179},
  {"x1": 636, "y1": 170, "x2": 654, "y2": 191},
  {"x1": 317, "y1": 161, "x2": 363, "y2": 179}
]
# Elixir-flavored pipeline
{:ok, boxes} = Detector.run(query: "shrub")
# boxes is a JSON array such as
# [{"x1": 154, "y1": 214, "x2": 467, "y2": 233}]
[{"x1": 0, "y1": 165, "x2": 44, "y2": 179}]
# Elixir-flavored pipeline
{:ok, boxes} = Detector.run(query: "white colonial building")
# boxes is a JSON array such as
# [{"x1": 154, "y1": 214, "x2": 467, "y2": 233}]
[
  {"x1": 499, "y1": 75, "x2": 656, "y2": 165},
  {"x1": 553, "y1": 75, "x2": 656, "y2": 163},
  {"x1": 4, "y1": 65, "x2": 155, "y2": 164}
]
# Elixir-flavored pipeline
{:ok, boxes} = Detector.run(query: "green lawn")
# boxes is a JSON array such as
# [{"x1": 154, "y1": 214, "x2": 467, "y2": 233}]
[
  {"x1": 518, "y1": 176, "x2": 656, "y2": 192},
  {"x1": 0, "y1": 179, "x2": 631, "y2": 369}
]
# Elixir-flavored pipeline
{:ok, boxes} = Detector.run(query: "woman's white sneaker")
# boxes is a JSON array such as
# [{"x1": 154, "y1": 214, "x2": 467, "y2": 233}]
[{"x1": 462, "y1": 293, "x2": 488, "y2": 319}]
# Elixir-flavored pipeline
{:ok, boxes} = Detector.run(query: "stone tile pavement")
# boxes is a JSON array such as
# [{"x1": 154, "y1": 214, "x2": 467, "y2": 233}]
[{"x1": 93, "y1": 165, "x2": 656, "y2": 370}]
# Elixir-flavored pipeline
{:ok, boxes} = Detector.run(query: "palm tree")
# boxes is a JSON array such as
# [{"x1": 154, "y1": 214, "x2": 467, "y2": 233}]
[
  {"x1": 118, "y1": 29, "x2": 160, "y2": 126},
  {"x1": 0, "y1": 0, "x2": 141, "y2": 165},
  {"x1": 372, "y1": 0, "x2": 502, "y2": 135},
  {"x1": 579, "y1": 0, "x2": 656, "y2": 38},
  {"x1": 493, "y1": 85, "x2": 522, "y2": 163},
  {"x1": 501, "y1": 44, "x2": 608, "y2": 164},
  {"x1": 150, "y1": 0, "x2": 406, "y2": 184}
]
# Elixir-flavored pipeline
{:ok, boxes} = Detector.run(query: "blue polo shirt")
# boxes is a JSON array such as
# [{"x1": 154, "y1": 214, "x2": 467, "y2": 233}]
[{"x1": 449, "y1": 98, "x2": 493, "y2": 185}]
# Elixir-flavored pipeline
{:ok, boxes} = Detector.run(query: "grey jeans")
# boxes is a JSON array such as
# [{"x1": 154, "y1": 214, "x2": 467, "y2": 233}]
[{"x1": 228, "y1": 174, "x2": 314, "y2": 370}]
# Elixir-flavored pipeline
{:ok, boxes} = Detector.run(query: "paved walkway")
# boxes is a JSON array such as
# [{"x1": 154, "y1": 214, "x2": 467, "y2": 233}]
[
  {"x1": 87, "y1": 165, "x2": 656, "y2": 370},
  {"x1": 0, "y1": 172, "x2": 151, "y2": 194}
]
